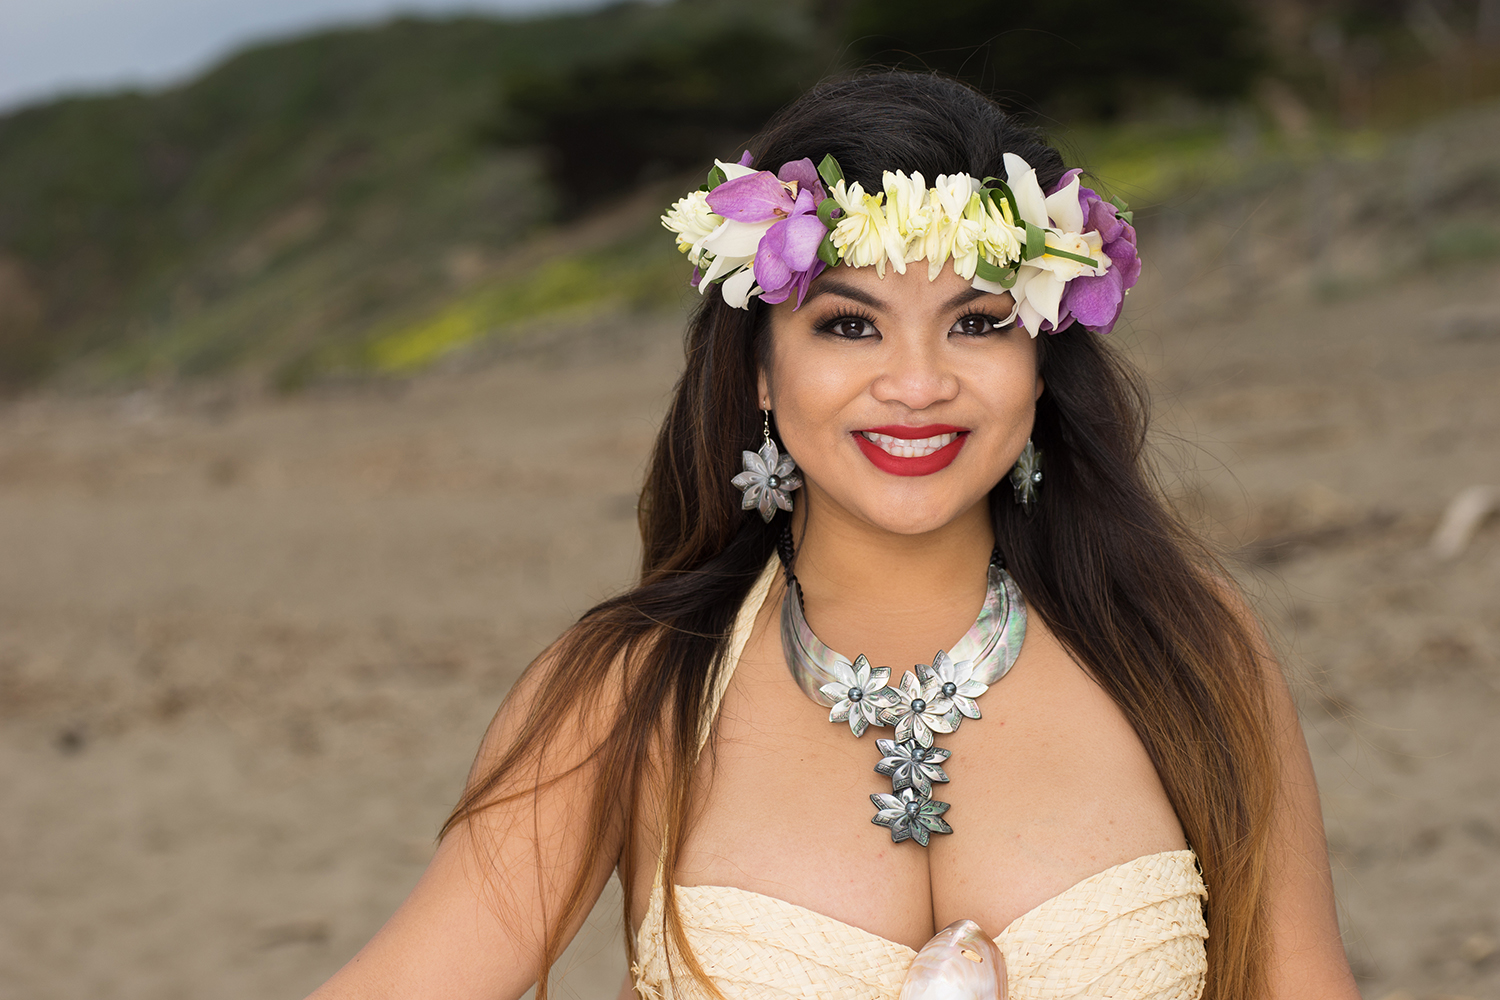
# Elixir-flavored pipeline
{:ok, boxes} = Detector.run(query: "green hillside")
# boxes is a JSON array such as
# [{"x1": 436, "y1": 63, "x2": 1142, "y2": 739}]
[
  {"x1": 7, "y1": 0, "x2": 1492, "y2": 391},
  {"x1": 0, "y1": 1, "x2": 820, "y2": 388}
]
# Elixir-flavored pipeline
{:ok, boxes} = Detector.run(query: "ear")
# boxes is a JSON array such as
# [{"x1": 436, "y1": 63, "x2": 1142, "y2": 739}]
[
  {"x1": 757, "y1": 367, "x2": 770, "y2": 410},
  {"x1": 1034, "y1": 373, "x2": 1045, "y2": 401}
]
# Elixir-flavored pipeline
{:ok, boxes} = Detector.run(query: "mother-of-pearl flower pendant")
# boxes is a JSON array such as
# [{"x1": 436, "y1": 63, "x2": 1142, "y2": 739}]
[{"x1": 779, "y1": 541, "x2": 1028, "y2": 845}]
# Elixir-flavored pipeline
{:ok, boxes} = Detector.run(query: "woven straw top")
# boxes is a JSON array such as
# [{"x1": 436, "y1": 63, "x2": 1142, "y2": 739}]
[{"x1": 632, "y1": 559, "x2": 1208, "y2": 1000}]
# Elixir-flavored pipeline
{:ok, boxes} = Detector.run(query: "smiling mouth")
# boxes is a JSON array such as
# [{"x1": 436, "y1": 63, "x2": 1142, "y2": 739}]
[
  {"x1": 852, "y1": 425, "x2": 970, "y2": 476},
  {"x1": 859, "y1": 430, "x2": 961, "y2": 458}
]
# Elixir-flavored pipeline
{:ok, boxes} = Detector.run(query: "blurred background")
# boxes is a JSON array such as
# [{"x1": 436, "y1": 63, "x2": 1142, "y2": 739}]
[{"x1": 0, "y1": 0, "x2": 1497, "y2": 997}]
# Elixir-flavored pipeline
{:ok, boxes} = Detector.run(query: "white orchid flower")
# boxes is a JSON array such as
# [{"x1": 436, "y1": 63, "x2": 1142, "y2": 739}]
[
  {"x1": 714, "y1": 158, "x2": 759, "y2": 182},
  {"x1": 1003, "y1": 153, "x2": 1050, "y2": 229},
  {"x1": 1043, "y1": 172, "x2": 1085, "y2": 234},
  {"x1": 718, "y1": 266, "x2": 760, "y2": 309},
  {"x1": 697, "y1": 215, "x2": 773, "y2": 292},
  {"x1": 1012, "y1": 229, "x2": 1107, "y2": 332},
  {"x1": 1010, "y1": 265, "x2": 1052, "y2": 333},
  {"x1": 996, "y1": 154, "x2": 1112, "y2": 333},
  {"x1": 1040, "y1": 230, "x2": 1108, "y2": 281}
]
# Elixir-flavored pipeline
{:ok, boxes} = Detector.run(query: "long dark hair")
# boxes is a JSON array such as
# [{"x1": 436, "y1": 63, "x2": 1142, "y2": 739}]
[{"x1": 444, "y1": 71, "x2": 1275, "y2": 1000}]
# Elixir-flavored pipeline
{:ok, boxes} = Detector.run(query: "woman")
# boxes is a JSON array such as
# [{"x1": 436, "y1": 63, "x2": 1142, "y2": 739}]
[{"x1": 310, "y1": 72, "x2": 1359, "y2": 1000}]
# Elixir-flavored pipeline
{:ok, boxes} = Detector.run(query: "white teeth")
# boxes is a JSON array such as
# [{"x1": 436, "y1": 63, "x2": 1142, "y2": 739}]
[{"x1": 860, "y1": 431, "x2": 959, "y2": 458}]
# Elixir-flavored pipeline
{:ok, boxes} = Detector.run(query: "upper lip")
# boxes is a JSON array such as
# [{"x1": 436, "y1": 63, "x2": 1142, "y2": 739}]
[{"x1": 858, "y1": 424, "x2": 968, "y2": 440}]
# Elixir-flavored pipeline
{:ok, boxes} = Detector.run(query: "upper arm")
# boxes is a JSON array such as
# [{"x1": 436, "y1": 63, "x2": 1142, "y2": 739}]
[
  {"x1": 307, "y1": 643, "x2": 631, "y2": 1000},
  {"x1": 1225, "y1": 587, "x2": 1360, "y2": 1000},
  {"x1": 1259, "y1": 660, "x2": 1361, "y2": 1000}
]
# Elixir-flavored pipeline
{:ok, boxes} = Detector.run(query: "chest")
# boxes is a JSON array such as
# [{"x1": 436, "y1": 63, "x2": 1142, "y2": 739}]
[{"x1": 652, "y1": 601, "x2": 1188, "y2": 950}]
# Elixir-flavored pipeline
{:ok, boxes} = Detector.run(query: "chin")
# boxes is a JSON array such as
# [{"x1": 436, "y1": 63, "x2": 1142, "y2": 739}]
[{"x1": 852, "y1": 491, "x2": 983, "y2": 537}]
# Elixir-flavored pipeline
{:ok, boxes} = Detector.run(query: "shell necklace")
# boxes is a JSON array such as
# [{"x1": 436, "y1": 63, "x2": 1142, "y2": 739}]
[{"x1": 777, "y1": 537, "x2": 1028, "y2": 845}]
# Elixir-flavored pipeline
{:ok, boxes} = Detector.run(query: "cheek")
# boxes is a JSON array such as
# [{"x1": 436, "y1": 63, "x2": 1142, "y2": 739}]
[
  {"x1": 770, "y1": 366, "x2": 855, "y2": 466},
  {"x1": 766, "y1": 337, "x2": 858, "y2": 434}
]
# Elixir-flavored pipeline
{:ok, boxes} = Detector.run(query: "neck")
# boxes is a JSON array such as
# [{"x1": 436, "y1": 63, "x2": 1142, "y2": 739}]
[{"x1": 788, "y1": 488, "x2": 995, "y2": 622}]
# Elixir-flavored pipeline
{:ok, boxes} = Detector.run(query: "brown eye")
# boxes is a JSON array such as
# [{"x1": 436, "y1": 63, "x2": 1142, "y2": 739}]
[
  {"x1": 950, "y1": 314, "x2": 1008, "y2": 337},
  {"x1": 824, "y1": 317, "x2": 877, "y2": 339}
]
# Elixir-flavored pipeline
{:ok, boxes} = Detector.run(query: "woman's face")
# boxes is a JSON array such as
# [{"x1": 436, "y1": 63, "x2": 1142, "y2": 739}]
[{"x1": 760, "y1": 262, "x2": 1043, "y2": 537}]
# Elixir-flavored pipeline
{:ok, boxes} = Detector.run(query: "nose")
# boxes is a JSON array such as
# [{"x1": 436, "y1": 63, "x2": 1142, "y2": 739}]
[{"x1": 869, "y1": 332, "x2": 959, "y2": 410}]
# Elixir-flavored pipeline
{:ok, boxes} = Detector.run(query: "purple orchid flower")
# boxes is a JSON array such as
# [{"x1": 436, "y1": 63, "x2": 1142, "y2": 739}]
[
  {"x1": 705, "y1": 157, "x2": 828, "y2": 308},
  {"x1": 1041, "y1": 168, "x2": 1140, "y2": 335}
]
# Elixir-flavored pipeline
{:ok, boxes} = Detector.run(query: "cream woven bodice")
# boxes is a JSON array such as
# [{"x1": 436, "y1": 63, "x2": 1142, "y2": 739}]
[{"x1": 631, "y1": 559, "x2": 1209, "y2": 1000}]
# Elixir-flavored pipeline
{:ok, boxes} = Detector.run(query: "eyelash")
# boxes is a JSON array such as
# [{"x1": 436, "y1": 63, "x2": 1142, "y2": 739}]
[
  {"x1": 814, "y1": 309, "x2": 880, "y2": 340},
  {"x1": 952, "y1": 312, "x2": 1018, "y2": 337},
  {"x1": 812, "y1": 310, "x2": 1015, "y2": 340}
]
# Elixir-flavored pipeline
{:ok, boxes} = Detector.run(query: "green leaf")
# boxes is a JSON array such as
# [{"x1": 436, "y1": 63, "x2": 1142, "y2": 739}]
[
  {"x1": 816, "y1": 197, "x2": 841, "y2": 229},
  {"x1": 817, "y1": 154, "x2": 844, "y2": 189},
  {"x1": 1107, "y1": 194, "x2": 1131, "y2": 212},
  {"x1": 1043, "y1": 246, "x2": 1100, "y2": 267},
  {"x1": 817, "y1": 232, "x2": 841, "y2": 267},
  {"x1": 973, "y1": 258, "x2": 1017, "y2": 287},
  {"x1": 987, "y1": 180, "x2": 1021, "y2": 226},
  {"x1": 706, "y1": 165, "x2": 727, "y2": 189},
  {"x1": 1118, "y1": 209, "x2": 1134, "y2": 225},
  {"x1": 1023, "y1": 222, "x2": 1047, "y2": 261}
]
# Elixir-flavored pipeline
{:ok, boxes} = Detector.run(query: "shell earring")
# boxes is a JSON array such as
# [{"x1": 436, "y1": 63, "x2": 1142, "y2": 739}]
[
  {"x1": 732, "y1": 409, "x2": 802, "y2": 522},
  {"x1": 1009, "y1": 438, "x2": 1042, "y2": 513}
]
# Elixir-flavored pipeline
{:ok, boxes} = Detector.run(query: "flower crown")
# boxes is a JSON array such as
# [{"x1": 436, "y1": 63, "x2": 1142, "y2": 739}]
[{"x1": 661, "y1": 151, "x2": 1140, "y2": 336}]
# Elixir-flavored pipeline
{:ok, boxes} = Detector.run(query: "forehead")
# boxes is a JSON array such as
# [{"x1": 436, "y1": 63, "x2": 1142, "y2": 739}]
[{"x1": 793, "y1": 262, "x2": 1013, "y2": 317}]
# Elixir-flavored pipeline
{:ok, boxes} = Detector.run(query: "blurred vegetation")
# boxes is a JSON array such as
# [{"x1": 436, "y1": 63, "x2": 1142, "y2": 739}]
[
  {"x1": 500, "y1": 6, "x2": 820, "y2": 210},
  {"x1": 841, "y1": 0, "x2": 1264, "y2": 118},
  {"x1": 1, "y1": 0, "x2": 1499, "y2": 390},
  {"x1": 0, "y1": 3, "x2": 755, "y2": 387}
]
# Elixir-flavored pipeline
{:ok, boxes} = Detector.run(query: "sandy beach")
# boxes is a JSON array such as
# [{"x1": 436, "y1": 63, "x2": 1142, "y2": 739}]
[{"x1": 1, "y1": 203, "x2": 1498, "y2": 999}]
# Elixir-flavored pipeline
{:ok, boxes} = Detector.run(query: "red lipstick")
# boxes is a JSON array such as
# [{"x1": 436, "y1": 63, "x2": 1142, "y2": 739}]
[{"x1": 854, "y1": 424, "x2": 969, "y2": 476}]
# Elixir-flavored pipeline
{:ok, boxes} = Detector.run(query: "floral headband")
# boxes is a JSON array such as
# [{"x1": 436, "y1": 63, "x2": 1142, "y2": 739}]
[{"x1": 661, "y1": 151, "x2": 1140, "y2": 336}]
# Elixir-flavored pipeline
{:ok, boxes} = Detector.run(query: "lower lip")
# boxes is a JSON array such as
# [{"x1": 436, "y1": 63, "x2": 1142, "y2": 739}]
[{"x1": 853, "y1": 432, "x2": 968, "y2": 476}]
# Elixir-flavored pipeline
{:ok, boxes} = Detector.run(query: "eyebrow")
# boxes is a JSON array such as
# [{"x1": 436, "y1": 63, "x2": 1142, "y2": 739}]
[
  {"x1": 942, "y1": 286, "x2": 993, "y2": 310},
  {"x1": 801, "y1": 278, "x2": 886, "y2": 309},
  {"x1": 801, "y1": 278, "x2": 1008, "y2": 311}
]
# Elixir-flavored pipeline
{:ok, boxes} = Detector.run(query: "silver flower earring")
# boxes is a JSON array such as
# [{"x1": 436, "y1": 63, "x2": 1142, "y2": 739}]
[
  {"x1": 733, "y1": 409, "x2": 802, "y2": 522},
  {"x1": 1009, "y1": 438, "x2": 1043, "y2": 513}
]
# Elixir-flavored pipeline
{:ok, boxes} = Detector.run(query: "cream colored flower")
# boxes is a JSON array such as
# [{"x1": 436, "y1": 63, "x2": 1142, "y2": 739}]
[
  {"x1": 947, "y1": 192, "x2": 991, "y2": 281},
  {"x1": 975, "y1": 195, "x2": 1024, "y2": 271},
  {"x1": 881, "y1": 170, "x2": 931, "y2": 271},
  {"x1": 920, "y1": 173, "x2": 981, "y2": 279},
  {"x1": 829, "y1": 179, "x2": 892, "y2": 273},
  {"x1": 660, "y1": 189, "x2": 721, "y2": 265}
]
